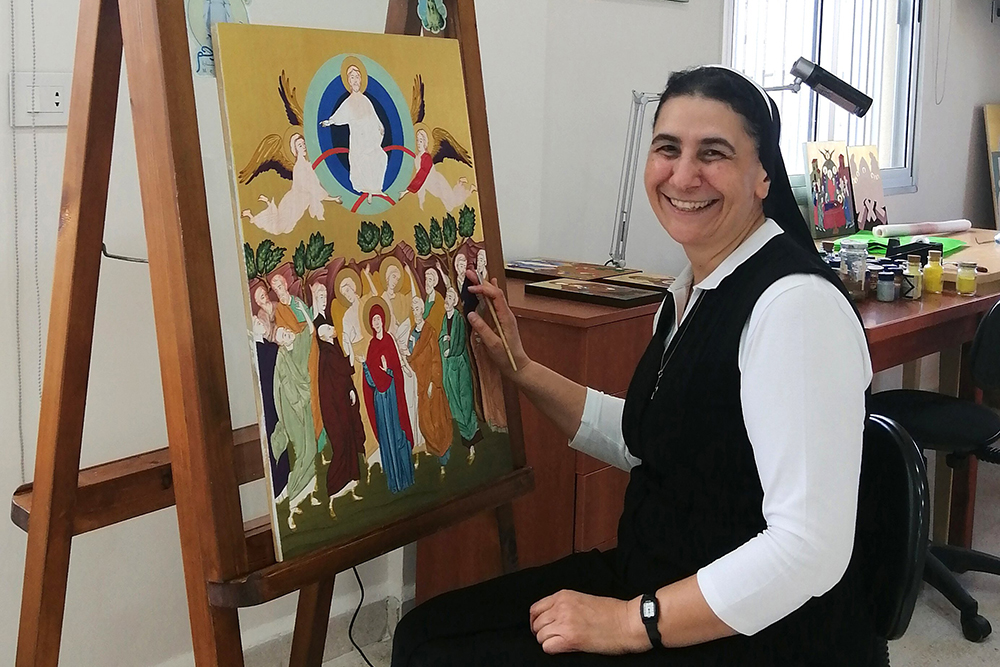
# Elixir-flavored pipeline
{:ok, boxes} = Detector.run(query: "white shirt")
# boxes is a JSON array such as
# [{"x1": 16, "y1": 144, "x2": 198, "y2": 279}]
[{"x1": 569, "y1": 219, "x2": 873, "y2": 636}]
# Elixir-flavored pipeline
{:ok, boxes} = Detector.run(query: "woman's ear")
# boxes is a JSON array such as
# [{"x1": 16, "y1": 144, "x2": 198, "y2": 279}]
[{"x1": 755, "y1": 168, "x2": 771, "y2": 200}]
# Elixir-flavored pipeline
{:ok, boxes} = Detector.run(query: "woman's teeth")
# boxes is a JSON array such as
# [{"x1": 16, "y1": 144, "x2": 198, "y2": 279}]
[{"x1": 669, "y1": 197, "x2": 715, "y2": 212}]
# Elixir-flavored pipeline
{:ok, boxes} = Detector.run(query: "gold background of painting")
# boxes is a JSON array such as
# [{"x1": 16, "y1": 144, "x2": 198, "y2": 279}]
[{"x1": 984, "y1": 105, "x2": 1000, "y2": 225}]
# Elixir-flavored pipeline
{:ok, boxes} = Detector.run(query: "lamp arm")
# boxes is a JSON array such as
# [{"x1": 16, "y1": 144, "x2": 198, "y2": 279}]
[{"x1": 609, "y1": 91, "x2": 661, "y2": 268}]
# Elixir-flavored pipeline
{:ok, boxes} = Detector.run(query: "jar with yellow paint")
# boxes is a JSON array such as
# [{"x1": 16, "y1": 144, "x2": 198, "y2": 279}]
[
  {"x1": 957, "y1": 262, "x2": 978, "y2": 296},
  {"x1": 923, "y1": 250, "x2": 944, "y2": 294}
]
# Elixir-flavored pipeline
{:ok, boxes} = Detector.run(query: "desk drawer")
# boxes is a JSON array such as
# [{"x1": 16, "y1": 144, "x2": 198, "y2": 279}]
[{"x1": 574, "y1": 465, "x2": 630, "y2": 552}]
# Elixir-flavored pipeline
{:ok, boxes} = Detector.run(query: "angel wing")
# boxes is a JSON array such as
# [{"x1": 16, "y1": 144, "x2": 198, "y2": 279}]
[
  {"x1": 279, "y1": 70, "x2": 303, "y2": 127},
  {"x1": 410, "y1": 75, "x2": 426, "y2": 125},
  {"x1": 430, "y1": 127, "x2": 472, "y2": 167},
  {"x1": 238, "y1": 134, "x2": 294, "y2": 185}
]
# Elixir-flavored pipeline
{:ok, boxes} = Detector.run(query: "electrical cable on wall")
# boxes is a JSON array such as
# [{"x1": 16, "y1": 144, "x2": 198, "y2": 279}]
[
  {"x1": 10, "y1": 0, "x2": 25, "y2": 484},
  {"x1": 349, "y1": 567, "x2": 376, "y2": 667},
  {"x1": 934, "y1": 0, "x2": 953, "y2": 106}
]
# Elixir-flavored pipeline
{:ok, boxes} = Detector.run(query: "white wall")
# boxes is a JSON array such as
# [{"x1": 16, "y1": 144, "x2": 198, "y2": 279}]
[{"x1": 4, "y1": 0, "x2": 1000, "y2": 665}]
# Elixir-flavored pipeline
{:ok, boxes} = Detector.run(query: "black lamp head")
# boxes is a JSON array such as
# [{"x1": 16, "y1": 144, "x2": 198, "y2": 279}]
[{"x1": 790, "y1": 57, "x2": 873, "y2": 117}]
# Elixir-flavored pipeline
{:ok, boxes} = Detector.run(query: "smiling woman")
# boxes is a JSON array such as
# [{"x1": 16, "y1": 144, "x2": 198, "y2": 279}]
[{"x1": 391, "y1": 66, "x2": 876, "y2": 667}]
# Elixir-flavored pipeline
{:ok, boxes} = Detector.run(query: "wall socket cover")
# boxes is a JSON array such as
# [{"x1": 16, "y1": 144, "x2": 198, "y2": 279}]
[{"x1": 9, "y1": 72, "x2": 73, "y2": 128}]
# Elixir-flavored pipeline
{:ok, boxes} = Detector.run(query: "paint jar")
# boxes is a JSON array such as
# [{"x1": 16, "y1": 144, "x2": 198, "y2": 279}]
[
  {"x1": 891, "y1": 267, "x2": 903, "y2": 300},
  {"x1": 839, "y1": 240, "x2": 868, "y2": 301},
  {"x1": 957, "y1": 262, "x2": 978, "y2": 296},
  {"x1": 923, "y1": 250, "x2": 943, "y2": 294},
  {"x1": 866, "y1": 263, "x2": 882, "y2": 296},
  {"x1": 902, "y1": 255, "x2": 922, "y2": 300},
  {"x1": 876, "y1": 271, "x2": 896, "y2": 302}
]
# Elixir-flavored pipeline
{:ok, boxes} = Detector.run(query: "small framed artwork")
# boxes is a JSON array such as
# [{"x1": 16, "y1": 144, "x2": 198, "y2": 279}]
[
  {"x1": 504, "y1": 258, "x2": 640, "y2": 282},
  {"x1": 524, "y1": 278, "x2": 665, "y2": 308},
  {"x1": 847, "y1": 145, "x2": 887, "y2": 231},
  {"x1": 597, "y1": 271, "x2": 675, "y2": 293},
  {"x1": 804, "y1": 141, "x2": 857, "y2": 239}
]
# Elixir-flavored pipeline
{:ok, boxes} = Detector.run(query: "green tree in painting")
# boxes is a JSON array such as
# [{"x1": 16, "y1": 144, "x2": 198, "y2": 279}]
[
  {"x1": 379, "y1": 220, "x2": 395, "y2": 252},
  {"x1": 442, "y1": 213, "x2": 458, "y2": 251},
  {"x1": 358, "y1": 220, "x2": 380, "y2": 257},
  {"x1": 292, "y1": 232, "x2": 335, "y2": 283},
  {"x1": 414, "y1": 223, "x2": 432, "y2": 257},
  {"x1": 458, "y1": 205, "x2": 477, "y2": 241},
  {"x1": 246, "y1": 239, "x2": 286, "y2": 281}
]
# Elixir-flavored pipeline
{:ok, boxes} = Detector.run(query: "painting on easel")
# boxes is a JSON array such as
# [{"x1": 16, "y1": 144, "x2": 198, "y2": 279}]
[{"x1": 215, "y1": 23, "x2": 513, "y2": 561}]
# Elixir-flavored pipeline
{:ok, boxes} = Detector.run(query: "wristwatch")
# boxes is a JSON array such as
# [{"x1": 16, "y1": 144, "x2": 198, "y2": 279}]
[{"x1": 640, "y1": 593, "x2": 662, "y2": 648}]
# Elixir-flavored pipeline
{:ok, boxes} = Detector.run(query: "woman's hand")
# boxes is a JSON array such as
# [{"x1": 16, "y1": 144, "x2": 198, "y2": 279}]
[
  {"x1": 465, "y1": 271, "x2": 532, "y2": 382},
  {"x1": 529, "y1": 591, "x2": 649, "y2": 655}
]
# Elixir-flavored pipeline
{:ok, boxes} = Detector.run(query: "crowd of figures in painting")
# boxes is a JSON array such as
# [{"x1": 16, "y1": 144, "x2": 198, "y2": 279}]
[{"x1": 246, "y1": 226, "x2": 507, "y2": 531}]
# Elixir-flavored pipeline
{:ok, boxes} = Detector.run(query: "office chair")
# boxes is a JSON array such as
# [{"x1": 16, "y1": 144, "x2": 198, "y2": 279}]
[
  {"x1": 860, "y1": 414, "x2": 930, "y2": 665},
  {"x1": 868, "y1": 299, "x2": 1000, "y2": 642}
]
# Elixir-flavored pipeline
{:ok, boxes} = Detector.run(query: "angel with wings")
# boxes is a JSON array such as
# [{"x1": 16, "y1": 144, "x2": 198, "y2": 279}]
[
  {"x1": 398, "y1": 76, "x2": 477, "y2": 212},
  {"x1": 240, "y1": 71, "x2": 341, "y2": 235}
]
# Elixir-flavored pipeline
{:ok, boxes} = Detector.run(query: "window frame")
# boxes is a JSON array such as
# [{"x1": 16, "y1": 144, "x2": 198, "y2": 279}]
[{"x1": 723, "y1": 0, "x2": 923, "y2": 197}]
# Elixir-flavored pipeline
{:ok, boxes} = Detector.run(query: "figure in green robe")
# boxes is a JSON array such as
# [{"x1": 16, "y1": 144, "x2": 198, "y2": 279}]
[{"x1": 439, "y1": 287, "x2": 480, "y2": 460}]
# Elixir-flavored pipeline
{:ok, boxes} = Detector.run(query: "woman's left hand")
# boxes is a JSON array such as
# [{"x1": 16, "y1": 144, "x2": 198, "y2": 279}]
[{"x1": 529, "y1": 590, "x2": 649, "y2": 655}]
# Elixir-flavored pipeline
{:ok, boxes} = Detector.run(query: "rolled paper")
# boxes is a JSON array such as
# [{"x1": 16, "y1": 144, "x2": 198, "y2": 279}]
[{"x1": 871, "y1": 220, "x2": 973, "y2": 238}]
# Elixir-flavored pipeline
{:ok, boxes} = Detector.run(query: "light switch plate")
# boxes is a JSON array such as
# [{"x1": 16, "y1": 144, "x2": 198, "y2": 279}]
[{"x1": 9, "y1": 72, "x2": 72, "y2": 128}]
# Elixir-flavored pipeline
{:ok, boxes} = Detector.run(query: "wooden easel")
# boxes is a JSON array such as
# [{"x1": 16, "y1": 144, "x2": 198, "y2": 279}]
[{"x1": 11, "y1": 1, "x2": 531, "y2": 665}]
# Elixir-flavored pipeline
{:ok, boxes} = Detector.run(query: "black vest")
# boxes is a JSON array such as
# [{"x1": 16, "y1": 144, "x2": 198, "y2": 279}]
[{"x1": 618, "y1": 233, "x2": 875, "y2": 665}]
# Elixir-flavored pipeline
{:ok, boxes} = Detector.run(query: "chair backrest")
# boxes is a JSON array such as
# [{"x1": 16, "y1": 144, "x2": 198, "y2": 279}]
[
  {"x1": 970, "y1": 299, "x2": 1000, "y2": 392},
  {"x1": 857, "y1": 414, "x2": 929, "y2": 641}
]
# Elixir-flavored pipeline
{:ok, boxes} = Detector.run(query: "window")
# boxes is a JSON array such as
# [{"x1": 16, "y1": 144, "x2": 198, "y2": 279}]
[{"x1": 728, "y1": 0, "x2": 922, "y2": 193}]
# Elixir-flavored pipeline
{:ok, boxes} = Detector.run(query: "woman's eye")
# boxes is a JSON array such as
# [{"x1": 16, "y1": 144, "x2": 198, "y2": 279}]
[{"x1": 657, "y1": 145, "x2": 679, "y2": 157}]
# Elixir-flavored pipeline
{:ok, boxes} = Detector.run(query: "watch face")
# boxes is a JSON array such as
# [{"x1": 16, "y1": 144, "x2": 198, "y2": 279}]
[{"x1": 642, "y1": 600, "x2": 656, "y2": 618}]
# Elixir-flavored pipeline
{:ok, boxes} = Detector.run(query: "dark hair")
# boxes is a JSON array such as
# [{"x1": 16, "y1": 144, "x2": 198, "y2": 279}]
[{"x1": 653, "y1": 67, "x2": 815, "y2": 253}]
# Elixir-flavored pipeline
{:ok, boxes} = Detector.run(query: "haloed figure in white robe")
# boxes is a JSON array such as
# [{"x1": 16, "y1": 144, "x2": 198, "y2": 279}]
[{"x1": 321, "y1": 64, "x2": 388, "y2": 201}]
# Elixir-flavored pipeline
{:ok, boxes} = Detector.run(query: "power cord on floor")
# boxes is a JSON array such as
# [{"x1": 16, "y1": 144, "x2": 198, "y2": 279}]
[{"x1": 349, "y1": 566, "x2": 376, "y2": 667}]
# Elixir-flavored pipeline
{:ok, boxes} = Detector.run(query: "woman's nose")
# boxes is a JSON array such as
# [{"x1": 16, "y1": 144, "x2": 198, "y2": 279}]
[{"x1": 669, "y1": 154, "x2": 702, "y2": 189}]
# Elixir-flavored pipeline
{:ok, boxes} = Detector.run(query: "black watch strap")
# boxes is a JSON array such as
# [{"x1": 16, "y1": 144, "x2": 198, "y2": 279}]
[{"x1": 640, "y1": 593, "x2": 662, "y2": 648}]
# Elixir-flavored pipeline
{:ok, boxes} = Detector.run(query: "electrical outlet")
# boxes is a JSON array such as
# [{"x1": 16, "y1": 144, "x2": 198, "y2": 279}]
[{"x1": 9, "y1": 72, "x2": 72, "y2": 127}]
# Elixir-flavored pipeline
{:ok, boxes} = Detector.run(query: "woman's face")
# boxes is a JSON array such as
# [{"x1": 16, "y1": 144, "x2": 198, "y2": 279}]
[
  {"x1": 348, "y1": 67, "x2": 362, "y2": 93},
  {"x1": 644, "y1": 95, "x2": 769, "y2": 253},
  {"x1": 416, "y1": 129, "x2": 428, "y2": 154},
  {"x1": 372, "y1": 313, "x2": 384, "y2": 335}
]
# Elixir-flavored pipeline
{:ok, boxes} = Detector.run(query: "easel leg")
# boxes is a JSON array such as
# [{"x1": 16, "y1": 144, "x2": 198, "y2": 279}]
[
  {"x1": 495, "y1": 502, "x2": 519, "y2": 574},
  {"x1": 289, "y1": 580, "x2": 336, "y2": 667},
  {"x1": 116, "y1": 0, "x2": 249, "y2": 664},
  {"x1": 15, "y1": 0, "x2": 123, "y2": 664}
]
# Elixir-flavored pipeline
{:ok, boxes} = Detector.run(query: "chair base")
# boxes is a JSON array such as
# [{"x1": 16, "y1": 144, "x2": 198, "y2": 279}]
[{"x1": 923, "y1": 550, "x2": 994, "y2": 642}]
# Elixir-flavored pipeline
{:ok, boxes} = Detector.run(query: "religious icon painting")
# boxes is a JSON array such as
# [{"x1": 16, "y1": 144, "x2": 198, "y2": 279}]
[
  {"x1": 804, "y1": 141, "x2": 857, "y2": 239},
  {"x1": 524, "y1": 279, "x2": 665, "y2": 308},
  {"x1": 846, "y1": 145, "x2": 887, "y2": 232},
  {"x1": 984, "y1": 105, "x2": 1000, "y2": 228},
  {"x1": 504, "y1": 258, "x2": 641, "y2": 282},
  {"x1": 214, "y1": 23, "x2": 515, "y2": 561}
]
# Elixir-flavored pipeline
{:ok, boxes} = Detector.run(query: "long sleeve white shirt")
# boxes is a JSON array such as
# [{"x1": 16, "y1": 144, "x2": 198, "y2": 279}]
[{"x1": 569, "y1": 219, "x2": 872, "y2": 636}]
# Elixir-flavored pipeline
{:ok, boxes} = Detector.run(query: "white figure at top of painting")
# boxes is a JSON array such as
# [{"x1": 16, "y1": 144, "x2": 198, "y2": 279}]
[
  {"x1": 240, "y1": 72, "x2": 342, "y2": 235},
  {"x1": 320, "y1": 58, "x2": 390, "y2": 204}
]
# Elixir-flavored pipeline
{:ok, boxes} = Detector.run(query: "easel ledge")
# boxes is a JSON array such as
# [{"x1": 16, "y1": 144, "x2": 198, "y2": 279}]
[
  {"x1": 11, "y1": 430, "x2": 531, "y2": 607},
  {"x1": 13, "y1": 0, "x2": 531, "y2": 665}
]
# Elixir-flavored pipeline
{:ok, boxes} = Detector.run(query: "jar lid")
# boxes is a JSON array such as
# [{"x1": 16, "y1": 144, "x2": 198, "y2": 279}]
[
  {"x1": 958, "y1": 261, "x2": 978, "y2": 269},
  {"x1": 929, "y1": 250, "x2": 942, "y2": 260},
  {"x1": 907, "y1": 254, "x2": 921, "y2": 263},
  {"x1": 878, "y1": 271, "x2": 894, "y2": 281},
  {"x1": 841, "y1": 240, "x2": 868, "y2": 251}
]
